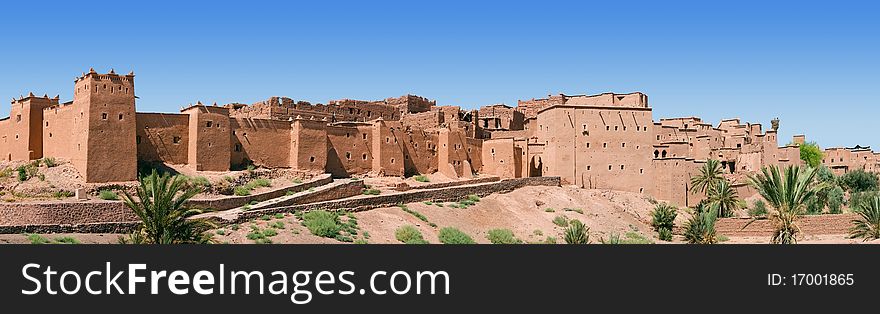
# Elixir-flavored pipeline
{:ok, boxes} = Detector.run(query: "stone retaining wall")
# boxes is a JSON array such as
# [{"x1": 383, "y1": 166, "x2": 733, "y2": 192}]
[
  {"x1": 715, "y1": 214, "x2": 856, "y2": 237},
  {"x1": 0, "y1": 201, "x2": 136, "y2": 226},
  {"x1": 250, "y1": 180, "x2": 365, "y2": 210},
  {"x1": 187, "y1": 174, "x2": 332, "y2": 210},
  {"x1": 233, "y1": 176, "x2": 560, "y2": 222},
  {"x1": 407, "y1": 176, "x2": 499, "y2": 190}
]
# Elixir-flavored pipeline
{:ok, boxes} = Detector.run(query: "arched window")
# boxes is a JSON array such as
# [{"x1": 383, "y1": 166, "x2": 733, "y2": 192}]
[
  {"x1": 661, "y1": 150, "x2": 667, "y2": 158},
  {"x1": 654, "y1": 150, "x2": 659, "y2": 158}
]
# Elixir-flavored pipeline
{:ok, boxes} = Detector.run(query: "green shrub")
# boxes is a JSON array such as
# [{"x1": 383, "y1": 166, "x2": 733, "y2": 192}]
[
  {"x1": 262, "y1": 228, "x2": 278, "y2": 237},
  {"x1": 98, "y1": 190, "x2": 119, "y2": 200},
  {"x1": 533, "y1": 229, "x2": 543, "y2": 236},
  {"x1": 621, "y1": 231, "x2": 653, "y2": 244},
  {"x1": 563, "y1": 220, "x2": 590, "y2": 244},
  {"x1": 543, "y1": 237, "x2": 557, "y2": 244},
  {"x1": 544, "y1": 208, "x2": 555, "y2": 212},
  {"x1": 563, "y1": 208, "x2": 584, "y2": 214},
  {"x1": 215, "y1": 229, "x2": 226, "y2": 236},
  {"x1": 362, "y1": 189, "x2": 381, "y2": 195},
  {"x1": 233, "y1": 186, "x2": 251, "y2": 196},
  {"x1": 438, "y1": 227, "x2": 475, "y2": 244},
  {"x1": 414, "y1": 175, "x2": 430, "y2": 182},
  {"x1": 301, "y1": 210, "x2": 341, "y2": 238},
  {"x1": 841, "y1": 169, "x2": 879, "y2": 193},
  {"x1": 552, "y1": 215, "x2": 569, "y2": 227},
  {"x1": 43, "y1": 157, "x2": 57, "y2": 168},
  {"x1": 53, "y1": 236, "x2": 80, "y2": 244},
  {"x1": 269, "y1": 221, "x2": 285, "y2": 229},
  {"x1": 354, "y1": 239, "x2": 369, "y2": 244},
  {"x1": 274, "y1": 213, "x2": 285, "y2": 219},
  {"x1": 466, "y1": 194, "x2": 480, "y2": 202},
  {"x1": 849, "y1": 191, "x2": 880, "y2": 210},
  {"x1": 395, "y1": 225, "x2": 428, "y2": 244},
  {"x1": 399, "y1": 204, "x2": 433, "y2": 226},
  {"x1": 749, "y1": 199, "x2": 768, "y2": 217},
  {"x1": 17, "y1": 166, "x2": 28, "y2": 182},
  {"x1": 658, "y1": 228, "x2": 673, "y2": 241},
  {"x1": 486, "y1": 228, "x2": 521, "y2": 244},
  {"x1": 651, "y1": 203, "x2": 677, "y2": 233},
  {"x1": 827, "y1": 186, "x2": 845, "y2": 214},
  {"x1": 601, "y1": 233, "x2": 621, "y2": 244},
  {"x1": 683, "y1": 210, "x2": 718, "y2": 244},
  {"x1": 53, "y1": 190, "x2": 74, "y2": 198},
  {"x1": 424, "y1": 201, "x2": 433, "y2": 205},
  {"x1": 292, "y1": 178, "x2": 303, "y2": 184},
  {"x1": 260, "y1": 215, "x2": 271, "y2": 221},
  {"x1": 27, "y1": 234, "x2": 51, "y2": 244}
]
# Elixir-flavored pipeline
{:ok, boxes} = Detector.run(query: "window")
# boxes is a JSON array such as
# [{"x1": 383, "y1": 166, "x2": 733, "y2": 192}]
[
  {"x1": 173, "y1": 136, "x2": 181, "y2": 144},
  {"x1": 206, "y1": 121, "x2": 213, "y2": 128},
  {"x1": 234, "y1": 144, "x2": 242, "y2": 152},
  {"x1": 119, "y1": 113, "x2": 124, "y2": 120},
  {"x1": 608, "y1": 165, "x2": 612, "y2": 170},
  {"x1": 640, "y1": 169, "x2": 644, "y2": 174},
  {"x1": 620, "y1": 165, "x2": 625, "y2": 170},
  {"x1": 101, "y1": 113, "x2": 108, "y2": 120},
  {"x1": 622, "y1": 143, "x2": 626, "y2": 148},
  {"x1": 362, "y1": 153, "x2": 368, "y2": 160},
  {"x1": 390, "y1": 158, "x2": 395, "y2": 164},
  {"x1": 587, "y1": 165, "x2": 591, "y2": 171},
  {"x1": 49, "y1": 133, "x2": 52, "y2": 138},
  {"x1": 345, "y1": 152, "x2": 351, "y2": 160},
  {"x1": 45, "y1": 121, "x2": 49, "y2": 127},
  {"x1": 310, "y1": 156, "x2": 315, "y2": 163},
  {"x1": 386, "y1": 137, "x2": 390, "y2": 143},
  {"x1": 614, "y1": 126, "x2": 618, "y2": 131},
  {"x1": 346, "y1": 133, "x2": 350, "y2": 138},
  {"x1": 586, "y1": 142, "x2": 590, "y2": 148},
  {"x1": 657, "y1": 135, "x2": 661, "y2": 140},
  {"x1": 363, "y1": 133, "x2": 367, "y2": 140},
  {"x1": 603, "y1": 143, "x2": 607, "y2": 148},
  {"x1": 606, "y1": 126, "x2": 610, "y2": 131}
]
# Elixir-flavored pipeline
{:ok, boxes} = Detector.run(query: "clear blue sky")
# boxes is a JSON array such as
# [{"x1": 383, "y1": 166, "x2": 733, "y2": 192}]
[{"x1": 1, "y1": 1, "x2": 877, "y2": 148}]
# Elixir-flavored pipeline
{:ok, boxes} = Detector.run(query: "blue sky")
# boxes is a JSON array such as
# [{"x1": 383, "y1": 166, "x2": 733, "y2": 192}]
[{"x1": 1, "y1": 1, "x2": 877, "y2": 148}]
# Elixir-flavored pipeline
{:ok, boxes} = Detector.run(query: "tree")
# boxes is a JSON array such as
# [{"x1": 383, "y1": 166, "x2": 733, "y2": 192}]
[
  {"x1": 798, "y1": 142, "x2": 823, "y2": 168},
  {"x1": 840, "y1": 169, "x2": 879, "y2": 193},
  {"x1": 690, "y1": 159, "x2": 724, "y2": 195},
  {"x1": 849, "y1": 195, "x2": 880, "y2": 241},
  {"x1": 120, "y1": 170, "x2": 213, "y2": 244},
  {"x1": 748, "y1": 165, "x2": 825, "y2": 244},
  {"x1": 706, "y1": 180, "x2": 741, "y2": 218}
]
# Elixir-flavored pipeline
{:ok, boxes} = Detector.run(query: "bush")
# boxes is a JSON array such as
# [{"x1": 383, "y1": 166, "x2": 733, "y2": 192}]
[
  {"x1": 17, "y1": 166, "x2": 28, "y2": 182},
  {"x1": 849, "y1": 191, "x2": 880, "y2": 210},
  {"x1": 683, "y1": 210, "x2": 718, "y2": 244},
  {"x1": 395, "y1": 225, "x2": 428, "y2": 244},
  {"x1": 301, "y1": 210, "x2": 340, "y2": 238},
  {"x1": 563, "y1": 220, "x2": 590, "y2": 244},
  {"x1": 233, "y1": 186, "x2": 251, "y2": 196},
  {"x1": 438, "y1": 227, "x2": 475, "y2": 244},
  {"x1": 600, "y1": 233, "x2": 621, "y2": 244},
  {"x1": 563, "y1": 208, "x2": 584, "y2": 214},
  {"x1": 798, "y1": 142, "x2": 823, "y2": 168},
  {"x1": 552, "y1": 215, "x2": 569, "y2": 227},
  {"x1": 650, "y1": 203, "x2": 677, "y2": 233},
  {"x1": 413, "y1": 175, "x2": 430, "y2": 182},
  {"x1": 749, "y1": 199, "x2": 768, "y2": 217},
  {"x1": 827, "y1": 186, "x2": 845, "y2": 214},
  {"x1": 486, "y1": 228, "x2": 521, "y2": 244},
  {"x1": 544, "y1": 208, "x2": 555, "y2": 212},
  {"x1": 188, "y1": 176, "x2": 212, "y2": 189},
  {"x1": 27, "y1": 234, "x2": 51, "y2": 244},
  {"x1": 98, "y1": 190, "x2": 119, "y2": 200},
  {"x1": 658, "y1": 228, "x2": 673, "y2": 241},
  {"x1": 362, "y1": 189, "x2": 381, "y2": 195},
  {"x1": 43, "y1": 157, "x2": 57, "y2": 168},
  {"x1": 840, "y1": 169, "x2": 879, "y2": 193},
  {"x1": 621, "y1": 231, "x2": 653, "y2": 244}
]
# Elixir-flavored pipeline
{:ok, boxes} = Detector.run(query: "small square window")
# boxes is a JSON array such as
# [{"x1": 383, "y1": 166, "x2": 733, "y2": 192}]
[
  {"x1": 101, "y1": 113, "x2": 108, "y2": 120},
  {"x1": 206, "y1": 121, "x2": 213, "y2": 128}
]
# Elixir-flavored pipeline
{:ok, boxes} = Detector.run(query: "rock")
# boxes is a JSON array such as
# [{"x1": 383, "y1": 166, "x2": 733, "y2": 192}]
[{"x1": 535, "y1": 200, "x2": 545, "y2": 207}]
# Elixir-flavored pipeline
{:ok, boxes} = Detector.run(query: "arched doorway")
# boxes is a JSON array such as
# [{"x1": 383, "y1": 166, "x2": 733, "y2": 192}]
[{"x1": 529, "y1": 155, "x2": 543, "y2": 177}]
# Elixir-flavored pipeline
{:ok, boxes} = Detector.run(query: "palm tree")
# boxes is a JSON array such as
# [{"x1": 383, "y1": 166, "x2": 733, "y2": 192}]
[
  {"x1": 849, "y1": 195, "x2": 880, "y2": 241},
  {"x1": 120, "y1": 170, "x2": 214, "y2": 244},
  {"x1": 690, "y1": 159, "x2": 724, "y2": 195},
  {"x1": 707, "y1": 180, "x2": 741, "y2": 218},
  {"x1": 748, "y1": 165, "x2": 824, "y2": 244}
]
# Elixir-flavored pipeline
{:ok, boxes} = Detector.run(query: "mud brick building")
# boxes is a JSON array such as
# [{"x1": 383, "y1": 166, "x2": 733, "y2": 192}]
[{"x1": 3, "y1": 69, "x2": 878, "y2": 207}]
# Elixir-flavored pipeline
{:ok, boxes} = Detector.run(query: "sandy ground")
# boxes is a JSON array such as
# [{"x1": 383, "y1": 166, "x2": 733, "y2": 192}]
[{"x1": 5, "y1": 185, "x2": 878, "y2": 245}]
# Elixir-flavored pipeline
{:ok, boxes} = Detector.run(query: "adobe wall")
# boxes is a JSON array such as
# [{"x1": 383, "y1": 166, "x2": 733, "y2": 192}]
[
  {"x1": 397, "y1": 124, "x2": 439, "y2": 176},
  {"x1": 370, "y1": 120, "x2": 405, "y2": 176},
  {"x1": 135, "y1": 112, "x2": 190, "y2": 164},
  {"x1": 185, "y1": 105, "x2": 231, "y2": 171},
  {"x1": 290, "y1": 118, "x2": 328, "y2": 171},
  {"x1": 651, "y1": 158, "x2": 702, "y2": 207},
  {"x1": 327, "y1": 123, "x2": 376, "y2": 177},
  {"x1": 481, "y1": 138, "x2": 522, "y2": 178},
  {"x1": 230, "y1": 117, "x2": 290, "y2": 168},
  {"x1": 41, "y1": 101, "x2": 76, "y2": 161},
  {"x1": 537, "y1": 105, "x2": 654, "y2": 194},
  {"x1": 248, "y1": 179, "x2": 365, "y2": 210}
]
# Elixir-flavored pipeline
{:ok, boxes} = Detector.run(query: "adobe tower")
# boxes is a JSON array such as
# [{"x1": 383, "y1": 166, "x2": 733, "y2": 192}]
[{"x1": 71, "y1": 68, "x2": 138, "y2": 182}]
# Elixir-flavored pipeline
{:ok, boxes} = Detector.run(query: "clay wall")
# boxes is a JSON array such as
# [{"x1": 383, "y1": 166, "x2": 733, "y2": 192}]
[
  {"x1": 230, "y1": 117, "x2": 290, "y2": 169},
  {"x1": 134, "y1": 112, "x2": 190, "y2": 164}
]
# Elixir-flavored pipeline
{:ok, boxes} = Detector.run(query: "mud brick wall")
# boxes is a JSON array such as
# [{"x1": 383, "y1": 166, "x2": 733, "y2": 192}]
[
  {"x1": 187, "y1": 174, "x2": 332, "y2": 210},
  {"x1": 233, "y1": 176, "x2": 561, "y2": 222},
  {"x1": 0, "y1": 222, "x2": 139, "y2": 234},
  {"x1": 715, "y1": 214, "x2": 856, "y2": 237}
]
